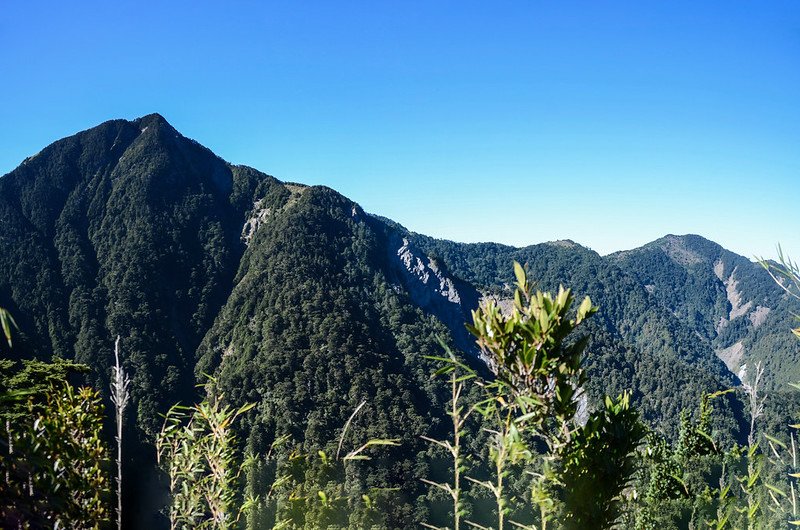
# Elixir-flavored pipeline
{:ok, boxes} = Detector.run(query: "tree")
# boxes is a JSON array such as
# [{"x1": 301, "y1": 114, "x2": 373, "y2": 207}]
[
  {"x1": 446, "y1": 261, "x2": 643, "y2": 529},
  {"x1": 559, "y1": 392, "x2": 646, "y2": 529},
  {"x1": 417, "y1": 261, "x2": 649, "y2": 530},
  {"x1": 0, "y1": 382, "x2": 110, "y2": 529}
]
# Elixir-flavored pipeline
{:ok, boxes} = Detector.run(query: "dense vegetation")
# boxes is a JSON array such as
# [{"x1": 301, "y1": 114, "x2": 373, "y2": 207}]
[
  {"x1": 2, "y1": 257, "x2": 799, "y2": 528},
  {"x1": 406, "y1": 234, "x2": 741, "y2": 436},
  {"x1": 1, "y1": 115, "x2": 798, "y2": 527},
  {"x1": 611, "y1": 234, "x2": 799, "y2": 390},
  {"x1": 1, "y1": 359, "x2": 110, "y2": 528}
]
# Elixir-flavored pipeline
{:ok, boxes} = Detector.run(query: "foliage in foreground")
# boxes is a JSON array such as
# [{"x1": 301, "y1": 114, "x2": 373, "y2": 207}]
[
  {"x1": 422, "y1": 262, "x2": 646, "y2": 530},
  {"x1": 2, "y1": 248, "x2": 800, "y2": 528},
  {"x1": 0, "y1": 381, "x2": 110, "y2": 529},
  {"x1": 156, "y1": 379, "x2": 255, "y2": 529}
]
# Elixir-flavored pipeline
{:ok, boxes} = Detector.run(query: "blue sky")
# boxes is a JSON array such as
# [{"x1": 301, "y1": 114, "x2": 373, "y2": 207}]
[{"x1": 1, "y1": 1, "x2": 798, "y2": 259}]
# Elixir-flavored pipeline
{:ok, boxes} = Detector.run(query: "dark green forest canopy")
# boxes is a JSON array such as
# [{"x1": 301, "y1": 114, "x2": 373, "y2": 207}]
[
  {"x1": 1, "y1": 114, "x2": 797, "y2": 525},
  {"x1": 610, "y1": 235, "x2": 800, "y2": 390}
]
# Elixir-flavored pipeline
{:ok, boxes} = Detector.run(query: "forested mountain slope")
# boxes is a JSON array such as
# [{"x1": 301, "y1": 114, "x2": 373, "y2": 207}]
[
  {"x1": 193, "y1": 185, "x2": 469, "y2": 526},
  {"x1": 401, "y1": 233, "x2": 738, "y2": 428},
  {"x1": 610, "y1": 234, "x2": 799, "y2": 390},
  {"x1": 0, "y1": 114, "x2": 288, "y2": 524},
  {"x1": 6, "y1": 114, "x2": 796, "y2": 524},
  {"x1": 0, "y1": 113, "x2": 255, "y2": 435}
]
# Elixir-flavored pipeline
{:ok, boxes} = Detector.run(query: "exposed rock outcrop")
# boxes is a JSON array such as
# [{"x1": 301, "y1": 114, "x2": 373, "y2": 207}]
[
  {"x1": 724, "y1": 268, "x2": 752, "y2": 319},
  {"x1": 716, "y1": 341, "x2": 744, "y2": 375},
  {"x1": 242, "y1": 198, "x2": 272, "y2": 245},
  {"x1": 387, "y1": 235, "x2": 481, "y2": 358},
  {"x1": 749, "y1": 305, "x2": 771, "y2": 328}
]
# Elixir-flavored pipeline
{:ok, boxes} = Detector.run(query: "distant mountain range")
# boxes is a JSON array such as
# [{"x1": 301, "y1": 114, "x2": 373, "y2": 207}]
[
  {"x1": 611, "y1": 235, "x2": 799, "y2": 389},
  {"x1": 1, "y1": 114, "x2": 797, "y2": 527}
]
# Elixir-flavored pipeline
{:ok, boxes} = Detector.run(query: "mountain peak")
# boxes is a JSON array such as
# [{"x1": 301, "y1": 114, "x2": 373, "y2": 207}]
[
  {"x1": 660, "y1": 233, "x2": 715, "y2": 246},
  {"x1": 136, "y1": 112, "x2": 168, "y2": 125},
  {"x1": 642, "y1": 234, "x2": 723, "y2": 265},
  {"x1": 547, "y1": 239, "x2": 579, "y2": 248},
  {"x1": 133, "y1": 113, "x2": 177, "y2": 135}
]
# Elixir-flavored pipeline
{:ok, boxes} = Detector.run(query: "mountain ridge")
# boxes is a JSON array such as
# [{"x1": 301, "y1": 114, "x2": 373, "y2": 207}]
[
  {"x1": 4, "y1": 115, "x2": 789, "y2": 406},
  {"x1": 0, "y1": 114, "x2": 769, "y2": 418},
  {"x1": 610, "y1": 233, "x2": 798, "y2": 389},
  {"x1": 3, "y1": 114, "x2": 797, "y2": 526}
]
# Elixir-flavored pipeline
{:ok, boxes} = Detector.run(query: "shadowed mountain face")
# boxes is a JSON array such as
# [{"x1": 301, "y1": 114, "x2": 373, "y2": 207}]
[
  {"x1": 0, "y1": 113, "x2": 252, "y2": 435},
  {"x1": 4, "y1": 114, "x2": 796, "y2": 525}
]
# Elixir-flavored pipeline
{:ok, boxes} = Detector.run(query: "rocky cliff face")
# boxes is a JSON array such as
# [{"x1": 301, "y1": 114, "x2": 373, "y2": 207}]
[{"x1": 386, "y1": 233, "x2": 481, "y2": 357}]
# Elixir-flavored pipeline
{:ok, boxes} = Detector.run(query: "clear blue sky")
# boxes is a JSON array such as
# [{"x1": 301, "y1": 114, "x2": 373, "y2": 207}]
[{"x1": 1, "y1": 1, "x2": 798, "y2": 259}]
